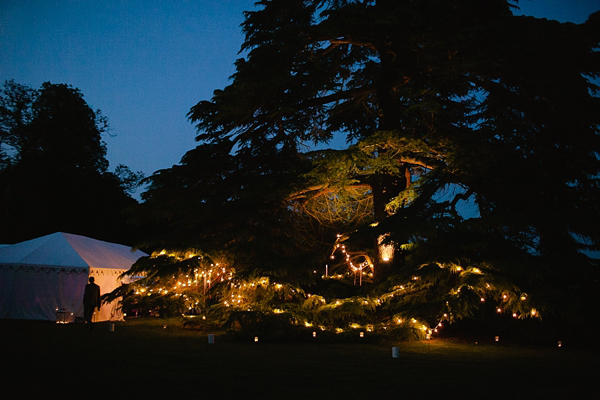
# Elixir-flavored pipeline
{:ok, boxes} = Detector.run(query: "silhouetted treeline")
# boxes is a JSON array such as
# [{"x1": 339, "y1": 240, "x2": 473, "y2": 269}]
[{"x1": 0, "y1": 81, "x2": 143, "y2": 245}]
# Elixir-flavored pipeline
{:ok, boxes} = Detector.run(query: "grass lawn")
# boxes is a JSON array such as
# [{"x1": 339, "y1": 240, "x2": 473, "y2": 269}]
[{"x1": 1, "y1": 318, "x2": 595, "y2": 399}]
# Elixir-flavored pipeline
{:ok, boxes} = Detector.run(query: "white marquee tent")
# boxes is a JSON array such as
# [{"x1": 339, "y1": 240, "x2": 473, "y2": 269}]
[{"x1": 0, "y1": 232, "x2": 147, "y2": 322}]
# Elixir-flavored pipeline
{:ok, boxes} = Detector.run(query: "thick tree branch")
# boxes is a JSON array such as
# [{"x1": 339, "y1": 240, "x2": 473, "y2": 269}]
[
  {"x1": 288, "y1": 183, "x2": 372, "y2": 202},
  {"x1": 329, "y1": 38, "x2": 378, "y2": 52}
]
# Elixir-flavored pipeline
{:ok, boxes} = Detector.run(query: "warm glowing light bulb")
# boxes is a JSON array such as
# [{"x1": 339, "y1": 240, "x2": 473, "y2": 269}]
[
  {"x1": 530, "y1": 309, "x2": 538, "y2": 316},
  {"x1": 254, "y1": 337, "x2": 259, "y2": 342}
]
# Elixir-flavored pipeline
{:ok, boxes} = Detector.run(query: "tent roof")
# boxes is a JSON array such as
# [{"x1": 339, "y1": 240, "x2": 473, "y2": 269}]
[{"x1": 0, "y1": 232, "x2": 147, "y2": 269}]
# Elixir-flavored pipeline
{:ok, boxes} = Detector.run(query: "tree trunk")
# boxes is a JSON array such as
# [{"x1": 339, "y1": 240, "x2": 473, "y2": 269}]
[{"x1": 369, "y1": 168, "x2": 409, "y2": 282}]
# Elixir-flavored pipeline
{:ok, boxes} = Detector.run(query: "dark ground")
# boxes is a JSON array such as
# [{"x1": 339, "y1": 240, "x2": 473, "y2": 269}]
[{"x1": 1, "y1": 318, "x2": 596, "y2": 399}]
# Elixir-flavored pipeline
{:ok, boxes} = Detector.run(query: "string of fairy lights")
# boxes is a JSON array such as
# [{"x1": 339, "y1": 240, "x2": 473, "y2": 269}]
[
  {"x1": 328, "y1": 242, "x2": 374, "y2": 285},
  {"x1": 129, "y1": 241, "x2": 541, "y2": 339},
  {"x1": 321, "y1": 235, "x2": 541, "y2": 337},
  {"x1": 132, "y1": 251, "x2": 234, "y2": 314}
]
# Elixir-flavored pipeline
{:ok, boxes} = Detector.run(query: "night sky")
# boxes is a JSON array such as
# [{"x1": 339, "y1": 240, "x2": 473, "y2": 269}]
[{"x1": 1, "y1": 0, "x2": 598, "y2": 183}]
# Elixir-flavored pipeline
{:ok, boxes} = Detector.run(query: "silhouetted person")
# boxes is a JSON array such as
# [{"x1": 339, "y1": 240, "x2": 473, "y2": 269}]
[{"x1": 83, "y1": 276, "x2": 101, "y2": 330}]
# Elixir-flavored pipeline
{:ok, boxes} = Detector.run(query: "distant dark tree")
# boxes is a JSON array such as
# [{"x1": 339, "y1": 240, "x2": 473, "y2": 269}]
[
  {"x1": 0, "y1": 81, "x2": 143, "y2": 245},
  {"x1": 0, "y1": 80, "x2": 37, "y2": 168},
  {"x1": 114, "y1": 164, "x2": 145, "y2": 195},
  {"x1": 131, "y1": 0, "x2": 599, "y2": 331},
  {"x1": 20, "y1": 82, "x2": 110, "y2": 174}
]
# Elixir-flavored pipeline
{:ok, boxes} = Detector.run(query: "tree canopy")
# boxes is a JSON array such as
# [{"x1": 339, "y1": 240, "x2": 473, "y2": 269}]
[
  {"x1": 0, "y1": 81, "x2": 144, "y2": 244},
  {"x1": 125, "y1": 0, "x2": 599, "y2": 337}
]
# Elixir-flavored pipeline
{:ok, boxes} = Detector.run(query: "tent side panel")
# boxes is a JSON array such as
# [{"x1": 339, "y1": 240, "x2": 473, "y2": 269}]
[
  {"x1": 0, "y1": 266, "x2": 87, "y2": 321},
  {"x1": 59, "y1": 269, "x2": 87, "y2": 321},
  {"x1": 0, "y1": 267, "x2": 15, "y2": 318}
]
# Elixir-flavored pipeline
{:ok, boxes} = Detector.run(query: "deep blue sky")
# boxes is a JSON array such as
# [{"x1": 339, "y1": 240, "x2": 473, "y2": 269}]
[{"x1": 1, "y1": 0, "x2": 598, "y2": 180}]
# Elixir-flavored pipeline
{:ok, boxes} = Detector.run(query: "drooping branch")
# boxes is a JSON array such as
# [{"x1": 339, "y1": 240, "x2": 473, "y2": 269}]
[
  {"x1": 288, "y1": 183, "x2": 372, "y2": 202},
  {"x1": 299, "y1": 86, "x2": 375, "y2": 108},
  {"x1": 397, "y1": 157, "x2": 437, "y2": 171},
  {"x1": 328, "y1": 38, "x2": 378, "y2": 52},
  {"x1": 288, "y1": 183, "x2": 374, "y2": 228},
  {"x1": 449, "y1": 187, "x2": 475, "y2": 212}
]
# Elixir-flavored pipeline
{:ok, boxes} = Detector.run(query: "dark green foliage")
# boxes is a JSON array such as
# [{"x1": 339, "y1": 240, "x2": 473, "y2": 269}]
[
  {"x1": 0, "y1": 81, "x2": 143, "y2": 244},
  {"x1": 0, "y1": 80, "x2": 37, "y2": 164},
  {"x1": 122, "y1": 289, "x2": 186, "y2": 318},
  {"x1": 19, "y1": 82, "x2": 109, "y2": 173},
  {"x1": 130, "y1": 1, "x2": 599, "y2": 336}
]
